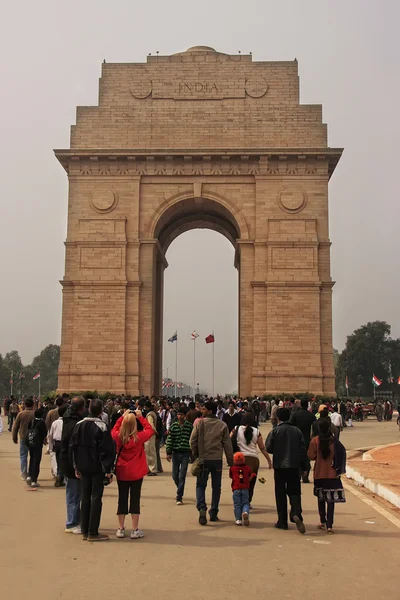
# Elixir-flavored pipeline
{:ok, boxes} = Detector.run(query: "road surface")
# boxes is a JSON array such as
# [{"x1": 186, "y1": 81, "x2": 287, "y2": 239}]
[{"x1": 1, "y1": 417, "x2": 399, "y2": 600}]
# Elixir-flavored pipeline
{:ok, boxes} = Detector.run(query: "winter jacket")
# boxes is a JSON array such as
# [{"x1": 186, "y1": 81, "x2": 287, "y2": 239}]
[
  {"x1": 59, "y1": 407, "x2": 82, "y2": 479},
  {"x1": 71, "y1": 417, "x2": 115, "y2": 475},
  {"x1": 222, "y1": 410, "x2": 241, "y2": 433},
  {"x1": 290, "y1": 408, "x2": 316, "y2": 448},
  {"x1": 266, "y1": 421, "x2": 307, "y2": 471},
  {"x1": 12, "y1": 408, "x2": 34, "y2": 443},
  {"x1": 190, "y1": 415, "x2": 233, "y2": 465},
  {"x1": 111, "y1": 415, "x2": 154, "y2": 481}
]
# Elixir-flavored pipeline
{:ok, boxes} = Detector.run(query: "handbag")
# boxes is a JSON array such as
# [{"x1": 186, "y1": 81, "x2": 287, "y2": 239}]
[{"x1": 191, "y1": 419, "x2": 205, "y2": 477}]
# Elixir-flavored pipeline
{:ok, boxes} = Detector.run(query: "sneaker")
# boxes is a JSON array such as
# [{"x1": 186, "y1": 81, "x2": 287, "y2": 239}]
[
  {"x1": 21, "y1": 473, "x2": 27, "y2": 481},
  {"x1": 26, "y1": 476, "x2": 32, "y2": 485},
  {"x1": 242, "y1": 512, "x2": 250, "y2": 527},
  {"x1": 199, "y1": 509, "x2": 207, "y2": 526},
  {"x1": 176, "y1": 500, "x2": 183, "y2": 506},
  {"x1": 209, "y1": 514, "x2": 219, "y2": 522},
  {"x1": 130, "y1": 529, "x2": 144, "y2": 539},
  {"x1": 235, "y1": 520, "x2": 242, "y2": 526},
  {"x1": 293, "y1": 515, "x2": 306, "y2": 534},
  {"x1": 72, "y1": 526, "x2": 82, "y2": 534},
  {"x1": 116, "y1": 528, "x2": 125, "y2": 538},
  {"x1": 31, "y1": 482, "x2": 38, "y2": 488},
  {"x1": 87, "y1": 533, "x2": 109, "y2": 542}
]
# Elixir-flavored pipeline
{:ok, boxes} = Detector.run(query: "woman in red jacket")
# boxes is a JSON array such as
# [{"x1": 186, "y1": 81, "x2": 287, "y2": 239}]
[{"x1": 111, "y1": 409, "x2": 154, "y2": 539}]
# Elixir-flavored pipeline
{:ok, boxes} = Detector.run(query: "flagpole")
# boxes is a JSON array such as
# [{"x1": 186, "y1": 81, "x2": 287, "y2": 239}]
[
  {"x1": 193, "y1": 337, "x2": 196, "y2": 400},
  {"x1": 212, "y1": 330, "x2": 215, "y2": 397},
  {"x1": 38, "y1": 376, "x2": 41, "y2": 398},
  {"x1": 175, "y1": 333, "x2": 178, "y2": 399},
  {"x1": 10, "y1": 370, "x2": 13, "y2": 396}
]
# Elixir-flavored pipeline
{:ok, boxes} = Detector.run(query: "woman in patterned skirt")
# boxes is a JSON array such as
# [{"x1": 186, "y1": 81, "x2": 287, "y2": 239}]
[{"x1": 308, "y1": 418, "x2": 346, "y2": 534}]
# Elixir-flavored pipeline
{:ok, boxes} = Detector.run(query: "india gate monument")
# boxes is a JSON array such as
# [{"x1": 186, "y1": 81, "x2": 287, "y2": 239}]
[{"x1": 55, "y1": 46, "x2": 342, "y2": 398}]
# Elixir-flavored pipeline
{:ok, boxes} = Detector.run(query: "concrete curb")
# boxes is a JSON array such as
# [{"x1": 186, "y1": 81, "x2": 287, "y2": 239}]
[{"x1": 346, "y1": 442, "x2": 400, "y2": 509}]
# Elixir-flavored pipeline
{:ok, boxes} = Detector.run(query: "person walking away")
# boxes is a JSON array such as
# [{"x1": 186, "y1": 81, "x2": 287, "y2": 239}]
[
  {"x1": 8, "y1": 397, "x2": 20, "y2": 432},
  {"x1": 229, "y1": 452, "x2": 254, "y2": 526},
  {"x1": 166, "y1": 407, "x2": 193, "y2": 505},
  {"x1": 345, "y1": 402, "x2": 354, "y2": 427},
  {"x1": 290, "y1": 399, "x2": 316, "y2": 483},
  {"x1": 111, "y1": 409, "x2": 154, "y2": 539},
  {"x1": 12, "y1": 397, "x2": 35, "y2": 480},
  {"x1": 25, "y1": 408, "x2": 47, "y2": 488},
  {"x1": 308, "y1": 418, "x2": 346, "y2": 534},
  {"x1": 312, "y1": 408, "x2": 339, "y2": 439},
  {"x1": 71, "y1": 399, "x2": 115, "y2": 541},
  {"x1": 231, "y1": 412, "x2": 272, "y2": 505},
  {"x1": 60, "y1": 396, "x2": 86, "y2": 534},
  {"x1": 46, "y1": 397, "x2": 65, "y2": 432},
  {"x1": 152, "y1": 398, "x2": 164, "y2": 473},
  {"x1": 223, "y1": 401, "x2": 241, "y2": 433},
  {"x1": 266, "y1": 407, "x2": 307, "y2": 534},
  {"x1": 270, "y1": 401, "x2": 279, "y2": 428},
  {"x1": 330, "y1": 406, "x2": 343, "y2": 439},
  {"x1": 190, "y1": 400, "x2": 233, "y2": 525},
  {"x1": 144, "y1": 400, "x2": 158, "y2": 476},
  {"x1": 48, "y1": 404, "x2": 68, "y2": 487}
]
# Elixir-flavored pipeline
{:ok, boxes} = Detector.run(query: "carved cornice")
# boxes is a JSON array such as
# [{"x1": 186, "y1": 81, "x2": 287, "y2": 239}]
[{"x1": 55, "y1": 148, "x2": 342, "y2": 179}]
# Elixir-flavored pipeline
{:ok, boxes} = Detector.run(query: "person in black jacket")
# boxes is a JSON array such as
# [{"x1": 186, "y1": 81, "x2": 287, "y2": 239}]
[
  {"x1": 60, "y1": 396, "x2": 86, "y2": 534},
  {"x1": 266, "y1": 408, "x2": 307, "y2": 534},
  {"x1": 26, "y1": 408, "x2": 48, "y2": 488},
  {"x1": 223, "y1": 401, "x2": 241, "y2": 433},
  {"x1": 290, "y1": 399, "x2": 316, "y2": 483},
  {"x1": 71, "y1": 398, "x2": 115, "y2": 541}
]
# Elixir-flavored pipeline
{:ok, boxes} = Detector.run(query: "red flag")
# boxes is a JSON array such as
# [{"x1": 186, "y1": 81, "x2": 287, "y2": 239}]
[
  {"x1": 345, "y1": 376, "x2": 348, "y2": 389},
  {"x1": 205, "y1": 334, "x2": 215, "y2": 344}
]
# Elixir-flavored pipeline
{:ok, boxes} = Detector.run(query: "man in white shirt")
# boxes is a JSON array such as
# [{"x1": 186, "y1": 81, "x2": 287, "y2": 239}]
[
  {"x1": 330, "y1": 408, "x2": 343, "y2": 438},
  {"x1": 49, "y1": 405, "x2": 68, "y2": 487}
]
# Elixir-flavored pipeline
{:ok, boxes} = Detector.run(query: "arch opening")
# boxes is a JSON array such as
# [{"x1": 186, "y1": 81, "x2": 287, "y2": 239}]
[{"x1": 152, "y1": 196, "x2": 241, "y2": 397}]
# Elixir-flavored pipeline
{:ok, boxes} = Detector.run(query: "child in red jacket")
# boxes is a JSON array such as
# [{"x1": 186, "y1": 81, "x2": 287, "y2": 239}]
[{"x1": 229, "y1": 452, "x2": 255, "y2": 526}]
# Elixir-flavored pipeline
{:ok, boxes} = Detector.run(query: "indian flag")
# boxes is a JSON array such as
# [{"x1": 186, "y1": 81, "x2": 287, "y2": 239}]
[{"x1": 372, "y1": 374, "x2": 382, "y2": 387}]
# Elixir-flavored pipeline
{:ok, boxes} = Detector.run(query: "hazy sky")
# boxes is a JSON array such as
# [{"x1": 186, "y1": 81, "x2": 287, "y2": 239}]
[{"x1": 1, "y1": 0, "x2": 399, "y2": 394}]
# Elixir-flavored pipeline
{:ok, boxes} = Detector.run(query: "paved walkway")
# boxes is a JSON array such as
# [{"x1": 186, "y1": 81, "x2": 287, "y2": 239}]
[{"x1": 1, "y1": 418, "x2": 400, "y2": 600}]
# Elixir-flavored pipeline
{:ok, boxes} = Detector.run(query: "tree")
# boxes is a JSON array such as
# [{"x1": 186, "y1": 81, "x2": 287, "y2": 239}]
[
  {"x1": 337, "y1": 321, "x2": 393, "y2": 397},
  {"x1": 29, "y1": 344, "x2": 60, "y2": 395}
]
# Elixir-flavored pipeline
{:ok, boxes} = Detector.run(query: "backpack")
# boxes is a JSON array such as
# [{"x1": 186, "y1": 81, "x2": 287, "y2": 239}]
[
  {"x1": 25, "y1": 419, "x2": 41, "y2": 449},
  {"x1": 155, "y1": 413, "x2": 164, "y2": 438}
]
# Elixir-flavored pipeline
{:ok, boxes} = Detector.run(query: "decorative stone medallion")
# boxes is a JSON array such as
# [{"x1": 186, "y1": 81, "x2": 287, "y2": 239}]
[
  {"x1": 245, "y1": 79, "x2": 268, "y2": 98},
  {"x1": 130, "y1": 80, "x2": 152, "y2": 99},
  {"x1": 90, "y1": 189, "x2": 118, "y2": 213},
  {"x1": 278, "y1": 188, "x2": 307, "y2": 213}
]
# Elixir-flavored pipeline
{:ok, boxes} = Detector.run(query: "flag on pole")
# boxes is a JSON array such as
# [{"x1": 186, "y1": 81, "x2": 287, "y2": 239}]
[
  {"x1": 168, "y1": 332, "x2": 177, "y2": 343},
  {"x1": 33, "y1": 372, "x2": 40, "y2": 381},
  {"x1": 372, "y1": 374, "x2": 382, "y2": 387},
  {"x1": 205, "y1": 334, "x2": 215, "y2": 344},
  {"x1": 397, "y1": 376, "x2": 400, "y2": 385},
  {"x1": 191, "y1": 331, "x2": 199, "y2": 340},
  {"x1": 19, "y1": 372, "x2": 25, "y2": 380},
  {"x1": 345, "y1": 376, "x2": 349, "y2": 390}
]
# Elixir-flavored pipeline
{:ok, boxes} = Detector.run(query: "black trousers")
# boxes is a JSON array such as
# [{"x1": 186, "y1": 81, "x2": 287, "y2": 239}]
[
  {"x1": 81, "y1": 472, "x2": 105, "y2": 537},
  {"x1": 117, "y1": 479, "x2": 143, "y2": 515},
  {"x1": 318, "y1": 499, "x2": 335, "y2": 529},
  {"x1": 54, "y1": 440, "x2": 64, "y2": 481},
  {"x1": 28, "y1": 446, "x2": 43, "y2": 482},
  {"x1": 274, "y1": 468, "x2": 302, "y2": 526}
]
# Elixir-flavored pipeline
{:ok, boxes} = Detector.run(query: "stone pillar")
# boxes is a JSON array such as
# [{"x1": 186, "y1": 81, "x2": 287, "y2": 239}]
[{"x1": 237, "y1": 240, "x2": 255, "y2": 398}]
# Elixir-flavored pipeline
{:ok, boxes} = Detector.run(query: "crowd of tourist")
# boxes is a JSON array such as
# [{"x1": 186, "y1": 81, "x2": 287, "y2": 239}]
[{"x1": 2, "y1": 391, "x2": 396, "y2": 541}]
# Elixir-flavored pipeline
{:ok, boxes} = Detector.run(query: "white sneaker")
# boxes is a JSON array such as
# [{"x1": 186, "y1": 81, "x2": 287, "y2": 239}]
[
  {"x1": 72, "y1": 526, "x2": 82, "y2": 534},
  {"x1": 235, "y1": 520, "x2": 242, "y2": 526},
  {"x1": 130, "y1": 529, "x2": 144, "y2": 539},
  {"x1": 26, "y1": 476, "x2": 32, "y2": 485},
  {"x1": 176, "y1": 500, "x2": 183, "y2": 506},
  {"x1": 242, "y1": 512, "x2": 250, "y2": 526},
  {"x1": 116, "y1": 528, "x2": 125, "y2": 538},
  {"x1": 31, "y1": 482, "x2": 38, "y2": 488}
]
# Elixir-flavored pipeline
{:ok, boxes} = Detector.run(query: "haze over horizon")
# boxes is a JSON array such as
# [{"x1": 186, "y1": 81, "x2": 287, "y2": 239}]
[{"x1": 1, "y1": 0, "x2": 399, "y2": 394}]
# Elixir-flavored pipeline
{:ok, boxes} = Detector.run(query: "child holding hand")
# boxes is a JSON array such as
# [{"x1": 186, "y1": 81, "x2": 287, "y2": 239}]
[{"x1": 229, "y1": 452, "x2": 255, "y2": 526}]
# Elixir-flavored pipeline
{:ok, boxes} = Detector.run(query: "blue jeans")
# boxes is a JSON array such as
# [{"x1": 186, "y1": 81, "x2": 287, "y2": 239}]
[
  {"x1": 196, "y1": 459, "x2": 223, "y2": 517},
  {"x1": 20, "y1": 440, "x2": 29, "y2": 476},
  {"x1": 172, "y1": 452, "x2": 190, "y2": 501},
  {"x1": 232, "y1": 489, "x2": 250, "y2": 520},
  {"x1": 65, "y1": 477, "x2": 81, "y2": 529}
]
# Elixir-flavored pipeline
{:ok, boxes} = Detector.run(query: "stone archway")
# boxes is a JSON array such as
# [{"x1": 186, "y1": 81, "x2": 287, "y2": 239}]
[{"x1": 55, "y1": 46, "x2": 342, "y2": 397}]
